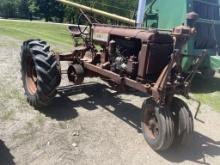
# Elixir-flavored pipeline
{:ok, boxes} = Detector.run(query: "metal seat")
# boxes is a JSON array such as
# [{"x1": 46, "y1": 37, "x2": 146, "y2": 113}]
[{"x1": 68, "y1": 26, "x2": 81, "y2": 38}]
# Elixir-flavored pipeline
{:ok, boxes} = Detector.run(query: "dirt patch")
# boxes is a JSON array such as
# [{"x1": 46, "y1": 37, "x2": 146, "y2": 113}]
[{"x1": 0, "y1": 36, "x2": 220, "y2": 165}]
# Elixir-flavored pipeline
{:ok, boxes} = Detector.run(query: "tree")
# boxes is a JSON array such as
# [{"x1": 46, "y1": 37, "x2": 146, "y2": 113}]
[
  {"x1": 0, "y1": 0, "x2": 139, "y2": 23},
  {"x1": 36, "y1": 0, "x2": 64, "y2": 22},
  {"x1": 64, "y1": 6, "x2": 76, "y2": 23},
  {"x1": 28, "y1": 0, "x2": 39, "y2": 20},
  {"x1": 19, "y1": 0, "x2": 29, "y2": 18},
  {"x1": 54, "y1": 2, "x2": 65, "y2": 22},
  {"x1": 0, "y1": 0, "x2": 20, "y2": 18}
]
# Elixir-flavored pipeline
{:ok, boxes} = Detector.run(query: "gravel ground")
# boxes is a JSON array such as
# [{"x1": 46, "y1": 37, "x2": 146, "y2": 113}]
[{"x1": 0, "y1": 36, "x2": 220, "y2": 165}]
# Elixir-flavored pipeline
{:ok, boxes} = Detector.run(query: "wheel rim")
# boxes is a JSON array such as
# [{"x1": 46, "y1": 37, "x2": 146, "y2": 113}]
[
  {"x1": 25, "y1": 58, "x2": 37, "y2": 95},
  {"x1": 67, "y1": 64, "x2": 84, "y2": 85},
  {"x1": 143, "y1": 104, "x2": 160, "y2": 140}
]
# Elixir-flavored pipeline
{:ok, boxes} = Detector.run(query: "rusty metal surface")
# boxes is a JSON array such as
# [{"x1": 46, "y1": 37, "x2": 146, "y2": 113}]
[
  {"x1": 187, "y1": 12, "x2": 199, "y2": 21},
  {"x1": 26, "y1": 58, "x2": 37, "y2": 95},
  {"x1": 84, "y1": 62, "x2": 150, "y2": 93},
  {"x1": 137, "y1": 44, "x2": 148, "y2": 79},
  {"x1": 59, "y1": 47, "x2": 87, "y2": 61},
  {"x1": 84, "y1": 62, "x2": 121, "y2": 83},
  {"x1": 93, "y1": 26, "x2": 173, "y2": 43},
  {"x1": 81, "y1": 51, "x2": 93, "y2": 63},
  {"x1": 123, "y1": 77, "x2": 151, "y2": 93},
  {"x1": 151, "y1": 52, "x2": 176, "y2": 103}
]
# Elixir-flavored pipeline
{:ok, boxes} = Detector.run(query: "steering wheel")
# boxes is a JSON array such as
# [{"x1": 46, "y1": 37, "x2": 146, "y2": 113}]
[{"x1": 77, "y1": 13, "x2": 91, "y2": 36}]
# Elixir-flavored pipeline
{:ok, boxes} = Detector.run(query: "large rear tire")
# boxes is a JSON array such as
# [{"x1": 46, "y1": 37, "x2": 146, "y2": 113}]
[
  {"x1": 141, "y1": 98, "x2": 175, "y2": 151},
  {"x1": 171, "y1": 97, "x2": 194, "y2": 146},
  {"x1": 20, "y1": 39, "x2": 61, "y2": 108}
]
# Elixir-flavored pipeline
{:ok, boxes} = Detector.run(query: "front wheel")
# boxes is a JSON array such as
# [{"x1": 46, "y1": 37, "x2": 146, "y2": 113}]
[
  {"x1": 171, "y1": 97, "x2": 194, "y2": 146},
  {"x1": 141, "y1": 98, "x2": 175, "y2": 151},
  {"x1": 20, "y1": 39, "x2": 61, "y2": 108}
]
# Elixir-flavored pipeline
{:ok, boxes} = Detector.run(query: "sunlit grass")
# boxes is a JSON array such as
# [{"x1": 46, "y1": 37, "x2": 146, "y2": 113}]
[
  {"x1": 191, "y1": 73, "x2": 220, "y2": 112},
  {"x1": 0, "y1": 19, "x2": 74, "y2": 51}
]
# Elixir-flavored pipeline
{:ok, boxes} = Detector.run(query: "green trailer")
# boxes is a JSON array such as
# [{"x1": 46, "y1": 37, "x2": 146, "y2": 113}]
[{"x1": 145, "y1": 0, "x2": 220, "y2": 77}]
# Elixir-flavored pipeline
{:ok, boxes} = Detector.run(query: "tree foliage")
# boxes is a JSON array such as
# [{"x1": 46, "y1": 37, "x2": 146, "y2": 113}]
[
  {"x1": 0, "y1": 0, "x2": 20, "y2": 18},
  {"x1": 0, "y1": 0, "x2": 138, "y2": 24}
]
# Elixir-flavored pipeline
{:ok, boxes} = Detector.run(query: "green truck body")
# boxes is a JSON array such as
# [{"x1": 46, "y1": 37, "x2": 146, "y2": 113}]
[{"x1": 145, "y1": 0, "x2": 220, "y2": 72}]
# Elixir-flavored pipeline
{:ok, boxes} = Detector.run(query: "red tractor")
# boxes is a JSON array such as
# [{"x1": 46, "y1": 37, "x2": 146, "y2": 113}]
[{"x1": 20, "y1": 12, "x2": 203, "y2": 151}]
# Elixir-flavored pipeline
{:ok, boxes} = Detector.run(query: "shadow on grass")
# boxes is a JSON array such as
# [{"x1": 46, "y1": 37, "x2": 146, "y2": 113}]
[
  {"x1": 160, "y1": 132, "x2": 220, "y2": 165},
  {"x1": 191, "y1": 74, "x2": 220, "y2": 93},
  {"x1": 0, "y1": 140, "x2": 15, "y2": 165}
]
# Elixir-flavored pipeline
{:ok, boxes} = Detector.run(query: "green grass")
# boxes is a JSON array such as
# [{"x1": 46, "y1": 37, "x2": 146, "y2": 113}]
[
  {"x1": 191, "y1": 73, "x2": 220, "y2": 112},
  {"x1": 0, "y1": 19, "x2": 74, "y2": 51},
  {"x1": 0, "y1": 85, "x2": 26, "y2": 105}
]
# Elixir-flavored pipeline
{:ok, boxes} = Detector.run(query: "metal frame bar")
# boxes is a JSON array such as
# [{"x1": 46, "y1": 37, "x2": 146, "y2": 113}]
[{"x1": 83, "y1": 62, "x2": 151, "y2": 93}]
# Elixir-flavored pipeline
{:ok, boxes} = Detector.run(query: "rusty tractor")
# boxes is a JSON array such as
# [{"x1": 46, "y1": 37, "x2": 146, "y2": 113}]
[{"x1": 20, "y1": 11, "x2": 204, "y2": 151}]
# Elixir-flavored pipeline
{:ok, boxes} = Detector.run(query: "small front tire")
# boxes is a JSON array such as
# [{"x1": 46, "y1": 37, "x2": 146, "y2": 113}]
[
  {"x1": 171, "y1": 97, "x2": 194, "y2": 146},
  {"x1": 141, "y1": 98, "x2": 175, "y2": 151}
]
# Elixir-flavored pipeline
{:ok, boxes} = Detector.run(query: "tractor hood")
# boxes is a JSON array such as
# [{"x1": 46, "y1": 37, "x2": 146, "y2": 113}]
[{"x1": 93, "y1": 25, "x2": 173, "y2": 44}]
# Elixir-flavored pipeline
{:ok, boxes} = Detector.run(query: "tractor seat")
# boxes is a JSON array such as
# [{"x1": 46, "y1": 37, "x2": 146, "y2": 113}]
[{"x1": 68, "y1": 26, "x2": 81, "y2": 38}]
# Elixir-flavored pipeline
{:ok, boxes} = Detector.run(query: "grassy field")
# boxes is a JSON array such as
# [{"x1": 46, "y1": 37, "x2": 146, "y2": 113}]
[
  {"x1": 0, "y1": 19, "x2": 219, "y2": 112},
  {"x1": 0, "y1": 19, "x2": 73, "y2": 51},
  {"x1": 191, "y1": 74, "x2": 220, "y2": 112}
]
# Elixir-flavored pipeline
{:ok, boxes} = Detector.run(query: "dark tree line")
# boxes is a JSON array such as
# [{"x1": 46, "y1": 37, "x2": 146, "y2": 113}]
[{"x1": 0, "y1": 0, "x2": 138, "y2": 23}]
